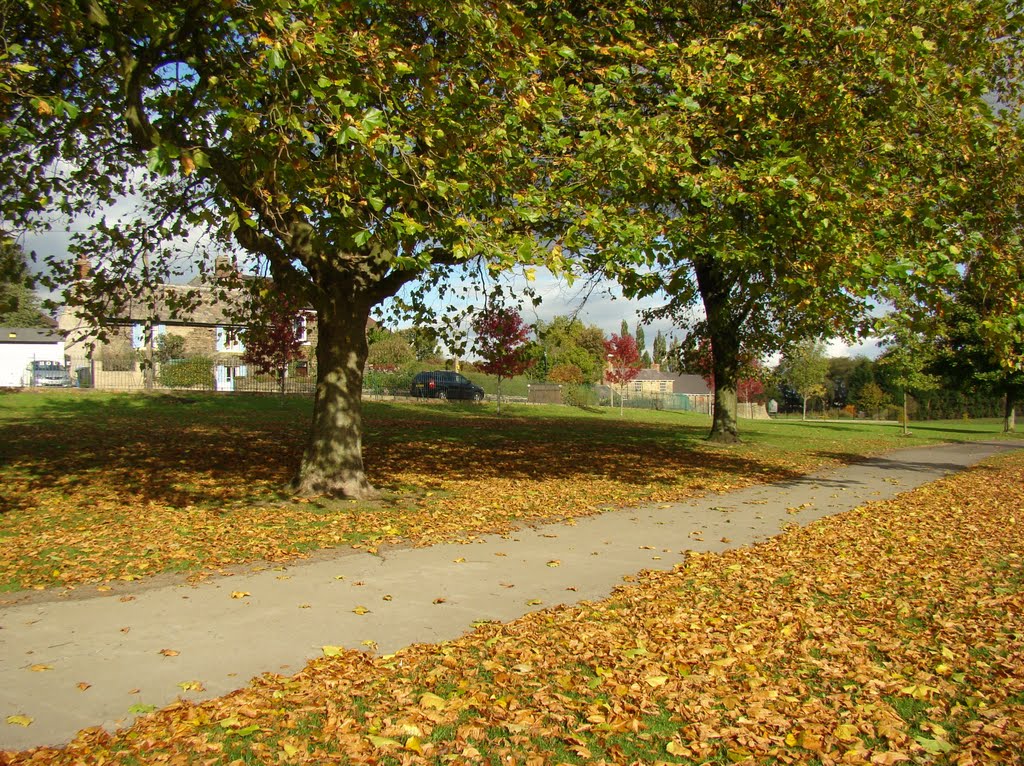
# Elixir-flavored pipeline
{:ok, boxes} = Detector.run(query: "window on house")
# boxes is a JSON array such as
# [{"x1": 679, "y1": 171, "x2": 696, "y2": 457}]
[
  {"x1": 633, "y1": 381, "x2": 643, "y2": 392},
  {"x1": 294, "y1": 314, "x2": 309, "y2": 343},
  {"x1": 132, "y1": 324, "x2": 166, "y2": 349},
  {"x1": 216, "y1": 327, "x2": 245, "y2": 353},
  {"x1": 295, "y1": 361, "x2": 309, "y2": 377},
  {"x1": 659, "y1": 381, "x2": 668, "y2": 393}
]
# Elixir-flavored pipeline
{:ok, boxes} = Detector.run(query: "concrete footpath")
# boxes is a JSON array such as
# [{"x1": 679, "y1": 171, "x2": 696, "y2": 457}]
[{"x1": 2, "y1": 439, "x2": 1021, "y2": 751}]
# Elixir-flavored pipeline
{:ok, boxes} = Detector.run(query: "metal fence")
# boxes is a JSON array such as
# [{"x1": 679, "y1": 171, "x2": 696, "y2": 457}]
[{"x1": 27, "y1": 355, "x2": 319, "y2": 394}]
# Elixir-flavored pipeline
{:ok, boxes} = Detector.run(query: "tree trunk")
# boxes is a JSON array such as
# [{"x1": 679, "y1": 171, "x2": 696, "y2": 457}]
[
  {"x1": 496, "y1": 375, "x2": 503, "y2": 416},
  {"x1": 696, "y1": 259, "x2": 742, "y2": 444},
  {"x1": 710, "y1": 382, "x2": 740, "y2": 443},
  {"x1": 802, "y1": 395, "x2": 807, "y2": 421},
  {"x1": 902, "y1": 389, "x2": 909, "y2": 436},
  {"x1": 293, "y1": 285, "x2": 378, "y2": 499},
  {"x1": 1005, "y1": 392, "x2": 1017, "y2": 433}
]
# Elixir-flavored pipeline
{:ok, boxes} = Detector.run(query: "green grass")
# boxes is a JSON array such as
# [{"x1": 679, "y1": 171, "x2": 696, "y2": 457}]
[{"x1": 0, "y1": 388, "x2": 1020, "y2": 591}]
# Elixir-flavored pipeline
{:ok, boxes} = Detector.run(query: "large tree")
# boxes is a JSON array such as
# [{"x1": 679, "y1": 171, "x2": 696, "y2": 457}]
[
  {"x1": 543, "y1": 0, "x2": 1024, "y2": 443},
  {"x1": 3, "y1": 1, "x2": 553, "y2": 497}
]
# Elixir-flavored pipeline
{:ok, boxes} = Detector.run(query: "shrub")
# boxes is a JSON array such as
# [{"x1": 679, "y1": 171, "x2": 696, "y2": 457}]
[
  {"x1": 159, "y1": 357, "x2": 215, "y2": 389},
  {"x1": 548, "y1": 363, "x2": 584, "y2": 384},
  {"x1": 364, "y1": 367, "x2": 415, "y2": 396},
  {"x1": 562, "y1": 383, "x2": 598, "y2": 408}
]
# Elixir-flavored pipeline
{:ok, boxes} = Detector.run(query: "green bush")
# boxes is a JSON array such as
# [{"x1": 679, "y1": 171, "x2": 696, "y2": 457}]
[
  {"x1": 561, "y1": 383, "x2": 598, "y2": 408},
  {"x1": 159, "y1": 357, "x2": 215, "y2": 389},
  {"x1": 364, "y1": 368, "x2": 416, "y2": 395}
]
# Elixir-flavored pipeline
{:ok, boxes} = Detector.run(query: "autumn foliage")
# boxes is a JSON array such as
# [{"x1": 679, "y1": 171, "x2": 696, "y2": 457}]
[
  {"x1": 472, "y1": 307, "x2": 533, "y2": 413},
  {"x1": 241, "y1": 295, "x2": 311, "y2": 391},
  {"x1": 7, "y1": 448, "x2": 1024, "y2": 764},
  {"x1": 603, "y1": 333, "x2": 642, "y2": 387}
]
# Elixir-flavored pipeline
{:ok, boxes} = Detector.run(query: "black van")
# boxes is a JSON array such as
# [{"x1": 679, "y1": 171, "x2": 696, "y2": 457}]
[{"x1": 410, "y1": 371, "x2": 485, "y2": 401}]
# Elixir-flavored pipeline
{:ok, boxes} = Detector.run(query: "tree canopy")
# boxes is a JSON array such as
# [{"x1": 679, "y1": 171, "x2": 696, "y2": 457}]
[
  {"x1": 3, "y1": 0, "x2": 558, "y2": 496},
  {"x1": 542, "y1": 0, "x2": 1024, "y2": 442},
  {"x1": 0, "y1": 236, "x2": 45, "y2": 326}
]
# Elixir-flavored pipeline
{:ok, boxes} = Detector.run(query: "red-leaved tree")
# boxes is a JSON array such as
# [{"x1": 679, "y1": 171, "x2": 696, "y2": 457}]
[
  {"x1": 690, "y1": 338, "x2": 765, "y2": 403},
  {"x1": 604, "y1": 333, "x2": 642, "y2": 415},
  {"x1": 242, "y1": 294, "x2": 312, "y2": 394},
  {"x1": 472, "y1": 307, "x2": 533, "y2": 414}
]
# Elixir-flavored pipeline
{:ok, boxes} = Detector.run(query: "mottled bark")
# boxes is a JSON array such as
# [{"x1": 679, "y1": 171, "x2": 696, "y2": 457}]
[
  {"x1": 695, "y1": 257, "x2": 743, "y2": 444},
  {"x1": 710, "y1": 381, "x2": 741, "y2": 443},
  {"x1": 292, "y1": 284, "x2": 378, "y2": 499},
  {"x1": 1005, "y1": 392, "x2": 1017, "y2": 433}
]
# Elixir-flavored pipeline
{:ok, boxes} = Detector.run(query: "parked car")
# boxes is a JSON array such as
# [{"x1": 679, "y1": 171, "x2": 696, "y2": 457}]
[
  {"x1": 29, "y1": 360, "x2": 72, "y2": 387},
  {"x1": 410, "y1": 371, "x2": 485, "y2": 401}
]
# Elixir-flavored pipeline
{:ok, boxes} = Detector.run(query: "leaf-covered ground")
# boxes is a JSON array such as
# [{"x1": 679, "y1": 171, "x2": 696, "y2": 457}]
[
  {"x1": 6, "y1": 441, "x2": 1023, "y2": 764},
  {"x1": 0, "y1": 391, "x2": 1017, "y2": 592}
]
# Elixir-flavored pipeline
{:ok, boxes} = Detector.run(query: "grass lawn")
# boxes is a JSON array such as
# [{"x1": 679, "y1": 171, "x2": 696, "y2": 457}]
[
  {"x1": 7, "y1": 446, "x2": 1023, "y2": 764},
  {"x1": 0, "y1": 389, "x2": 1020, "y2": 592}
]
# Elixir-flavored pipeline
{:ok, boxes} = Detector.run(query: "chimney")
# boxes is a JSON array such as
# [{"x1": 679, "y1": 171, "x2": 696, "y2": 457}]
[
  {"x1": 75, "y1": 255, "x2": 91, "y2": 280},
  {"x1": 651, "y1": 362, "x2": 660, "y2": 372},
  {"x1": 214, "y1": 255, "x2": 236, "y2": 278}
]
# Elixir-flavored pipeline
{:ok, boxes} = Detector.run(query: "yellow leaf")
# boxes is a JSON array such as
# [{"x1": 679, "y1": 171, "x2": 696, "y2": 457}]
[
  {"x1": 526, "y1": 599, "x2": 543, "y2": 606},
  {"x1": 801, "y1": 732, "x2": 823, "y2": 752},
  {"x1": 524, "y1": 267, "x2": 536, "y2": 282},
  {"x1": 29, "y1": 664, "x2": 53, "y2": 672},
  {"x1": 77, "y1": 682, "x2": 91, "y2": 691},
  {"x1": 352, "y1": 605, "x2": 370, "y2": 615},
  {"x1": 834, "y1": 723, "x2": 860, "y2": 741},
  {"x1": 282, "y1": 742, "x2": 300, "y2": 757},
  {"x1": 452, "y1": 557, "x2": 466, "y2": 563},
  {"x1": 230, "y1": 591, "x2": 250, "y2": 599},
  {"x1": 405, "y1": 736, "x2": 424, "y2": 754},
  {"x1": 645, "y1": 675, "x2": 669, "y2": 687},
  {"x1": 547, "y1": 560, "x2": 561, "y2": 567},
  {"x1": 420, "y1": 692, "x2": 447, "y2": 710},
  {"x1": 666, "y1": 741, "x2": 689, "y2": 755},
  {"x1": 367, "y1": 735, "x2": 400, "y2": 748},
  {"x1": 322, "y1": 645, "x2": 344, "y2": 657},
  {"x1": 6, "y1": 715, "x2": 33, "y2": 727},
  {"x1": 178, "y1": 680, "x2": 205, "y2": 692},
  {"x1": 785, "y1": 732, "x2": 798, "y2": 747},
  {"x1": 159, "y1": 649, "x2": 180, "y2": 657}
]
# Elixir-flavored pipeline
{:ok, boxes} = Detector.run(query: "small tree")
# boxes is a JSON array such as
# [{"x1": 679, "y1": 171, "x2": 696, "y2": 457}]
[
  {"x1": 472, "y1": 307, "x2": 533, "y2": 415},
  {"x1": 366, "y1": 332, "x2": 416, "y2": 371},
  {"x1": 156, "y1": 333, "x2": 186, "y2": 363},
  {"x1": 604, "y1": 333, "x2": 642, "y2": 416},
  {"x1": 242, "y1": 295, "x2": 311, "y2": 394},
  {"x1": 877, "y1": 318, "x2": 940, "y2": 435},
  {"x1": 856, "y1": 382, "x2": 889, "y2": 419},
  {"x1": 779, "y1": 340, "x2": 831, "y2": 420},
  {"x1": 737, "y1": 364, "x2": 766, "y2": 404},
  {"x1": 548, "y1": 363, "x2": 584, "y2": 384}
]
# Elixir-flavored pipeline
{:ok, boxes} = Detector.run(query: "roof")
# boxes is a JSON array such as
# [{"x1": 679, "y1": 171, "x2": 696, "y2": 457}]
[
  {"x1": 109, "y1": 284, "x2": 250, "y2": 326},
  {"x1": 0, "y1": 327, "x2": 64, "y2": 344},
  {"x1": 627, "y1": 368, "x2": 711, "y2": 395},
  {"x1": 672, "y1": 373, "x2": 712, "y2": 395}
]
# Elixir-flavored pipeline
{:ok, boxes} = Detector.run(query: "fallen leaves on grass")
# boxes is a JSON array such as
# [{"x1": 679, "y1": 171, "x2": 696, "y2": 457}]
[
  {"x1": 7, "y1": 450, "x2": 1024, "y2": 765},
  {"x1": 0, "y1": 399, "x2": 915, "y2": 591}
]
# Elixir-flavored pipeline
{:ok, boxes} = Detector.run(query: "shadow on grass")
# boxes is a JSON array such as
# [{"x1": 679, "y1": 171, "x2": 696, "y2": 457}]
[{"x1": 0, "y1": 392, "x2": 807, "y2": 513}]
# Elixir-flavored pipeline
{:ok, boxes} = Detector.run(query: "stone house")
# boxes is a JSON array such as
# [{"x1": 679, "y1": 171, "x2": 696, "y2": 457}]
[{"x1": 58, "y1": 258, "x2": 316, "y2": 390}]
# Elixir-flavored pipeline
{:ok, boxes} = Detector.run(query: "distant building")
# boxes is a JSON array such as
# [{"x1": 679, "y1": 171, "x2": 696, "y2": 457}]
[{"x1": 0, "y1": 327, "x2": 66, "y2": 387}]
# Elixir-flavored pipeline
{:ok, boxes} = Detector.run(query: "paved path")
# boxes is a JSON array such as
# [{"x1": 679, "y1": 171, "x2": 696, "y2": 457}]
[{"x1": 2, "y1": 439, "x2": 1021, "y2": 751}]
